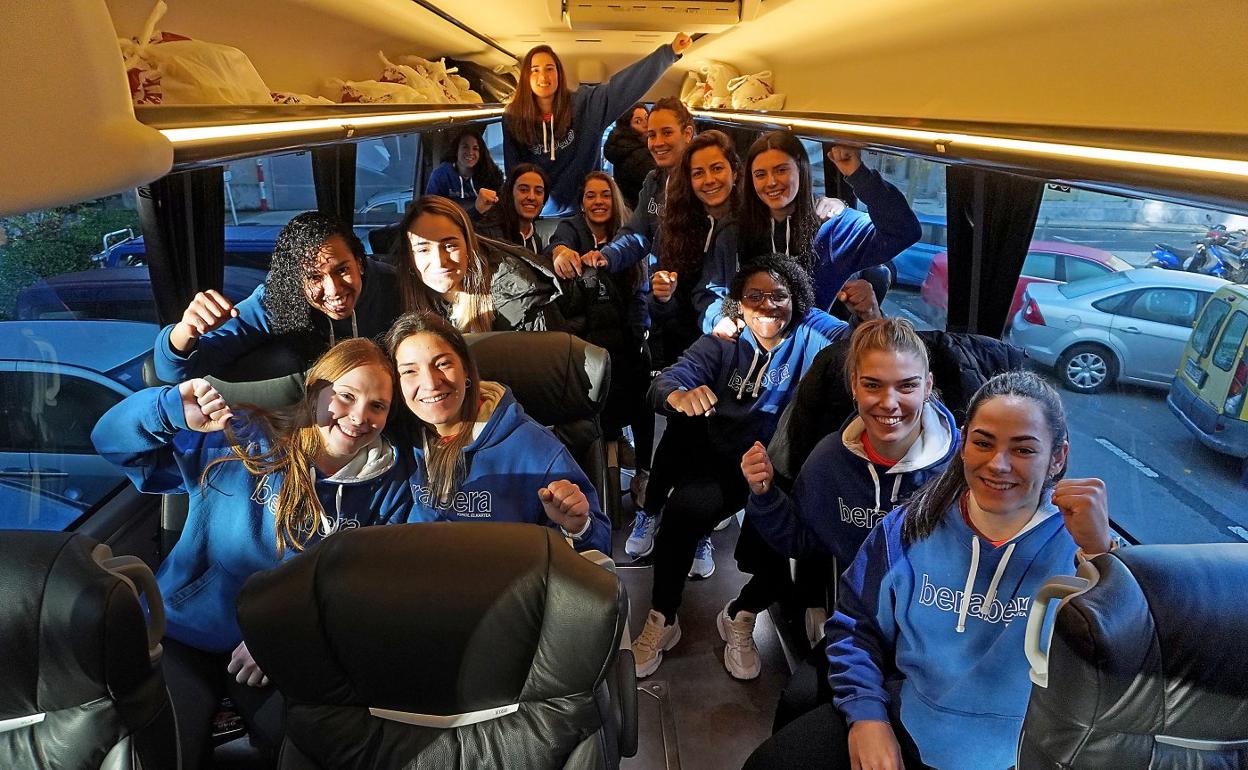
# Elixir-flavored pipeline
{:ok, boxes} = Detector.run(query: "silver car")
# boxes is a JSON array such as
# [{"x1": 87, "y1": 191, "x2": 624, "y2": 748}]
[{"x1": 1008, "y1": 269, "x2": 1229, "y2": 394}]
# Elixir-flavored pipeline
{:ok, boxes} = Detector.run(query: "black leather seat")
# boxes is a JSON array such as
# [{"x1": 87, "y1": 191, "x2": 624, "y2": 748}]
[
  {"x1": 465, "y1": 330, "x2": 617, "y2": 529},
  {"x1": 237, "y1": 522, "x2": 632, "y2": 769},
  {"x1": 0, "y1": 531, "x2": 178, "y2": 770},
  {"x1": 1018, "y1": 544, "x2": 1248, "y2": 769}
]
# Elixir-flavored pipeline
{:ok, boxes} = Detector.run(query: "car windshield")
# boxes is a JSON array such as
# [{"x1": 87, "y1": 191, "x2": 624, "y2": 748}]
[{"x1": 1058, "y1": 271, "x2": 1132, "y2": 298}]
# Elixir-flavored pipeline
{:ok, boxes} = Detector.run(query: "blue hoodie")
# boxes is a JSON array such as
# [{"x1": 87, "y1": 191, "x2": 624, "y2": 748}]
[
  {"x1": 503, "y1": 45, "x2": 678, "y2": 217},
  {"x1": 598, "y1": 168, "x2": 666, "y2": 274},
  {"x1": 153, "y1": 258, "x2": 400, "y2": 382},
  {"x1": 828, "y1": 497, "x2": 1079, "y2": 770},
  {"x1": 426, "y1": 162, "x2": 487, "y2": 220},
  {"x1": 650, "y1": 217, "x2": 739, "y2": 345},
  {"x1": 402, "y1": 382, "x2": 611, "y2": 554},
  {"x1": 91, "y1": 386, "x2": 412, "y2": 653},
  {"x1": 748, "y1": 400, "x2": 957, "y2": 566},
  {"x1": 811, "y1": 165, "x2": 922, "y2": 310},
  {"x1": 649, "y1": 307, "x2": 848, "y2": 461}
]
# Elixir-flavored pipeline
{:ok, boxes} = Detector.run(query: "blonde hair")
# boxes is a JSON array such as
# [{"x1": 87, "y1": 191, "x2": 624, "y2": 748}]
[
  {"x1": 845, "y1": 317, "x2": 930, "y2": 392},
  {"x1": 397, "y1": 195, "x2": 496, "y2": 332},
  {"x1": 202, "y1": 338, "x2": 396, "y2": 556}
]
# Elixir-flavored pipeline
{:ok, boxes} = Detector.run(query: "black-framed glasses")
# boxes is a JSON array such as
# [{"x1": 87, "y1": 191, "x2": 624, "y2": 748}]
[{"x1": 741, "y1": 289, "x2": 792, "y2": 307}]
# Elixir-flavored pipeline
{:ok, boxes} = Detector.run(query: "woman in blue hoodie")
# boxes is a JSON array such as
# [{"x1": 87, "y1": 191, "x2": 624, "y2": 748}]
[
  {"x1": 744, "y1": 371, "x2": 1116, "y2": 770},
  {"x1": 91, "y1": 338, "x2": 411, "y2": 770},
  {"x1": 385, "y1": 311, "x2": 612, "y2": 554},
  {"x1": 425, "y1": 129, "x2": 503, "y2": 218},
  {"x1": 631, "y1": 256, "x2": 849, "y2": 681},
  {"x1": 502, "y1": 34, "x2": 690, "y2": 217}
]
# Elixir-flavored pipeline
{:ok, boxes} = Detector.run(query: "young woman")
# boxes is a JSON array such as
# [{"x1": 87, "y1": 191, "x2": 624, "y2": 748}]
[
  {"x1": 547, "y1": 171, "x2": 653, "y2": 494},
  {"x1": 503, "y1": 34, "x2": 690, "y2": 217},
  {"x1": 154, "y1": 211, "x2": 400, "y2": 382},
  {"x1": 477, "y1": 162, "x2": 549, "y2": 252},
  {"x1": 604, "y1": 103, "x2": 655, "y2": 209},
  {"x1": 744, "y1": 371, "x2": 1117, "y2": 770},
  {"x1": 631, "y1": 256, "x2": 850, "y2": 681},
  {"x1": 385, "y1": 312, "x2": 611, "y2": 554},
  {"x1": 91, "y1": 338, "x2": 410, "y2": 770},
  {"x1": 397, "y1": 195, "x2": 562, "y2": 332},
  {"x1": 425, "y1": 129, "x2": 503, "y2": 217}
]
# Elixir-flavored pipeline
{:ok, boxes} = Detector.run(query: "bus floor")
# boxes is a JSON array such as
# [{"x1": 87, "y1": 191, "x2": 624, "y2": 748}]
[{"x1": 613, "y1": 486, "x2": 799, "y2": 770}]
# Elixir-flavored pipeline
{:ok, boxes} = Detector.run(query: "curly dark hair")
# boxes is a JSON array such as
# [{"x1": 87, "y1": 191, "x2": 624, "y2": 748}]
[
  {"x1": 739, "y1": 131, "x2": 819, "y2": 274},
  {"x1": 727, "y1": 254, "x2": 815, "y2": 336},
  {"x1": 263, "y1": 211, "x2": 366, "y2": 335},
  {"x1": 658, "y1": 130, "x2": 742, "y2": 276},
  {"x1": 441, "y1": 129, "x2": 504, "y2": 192}
]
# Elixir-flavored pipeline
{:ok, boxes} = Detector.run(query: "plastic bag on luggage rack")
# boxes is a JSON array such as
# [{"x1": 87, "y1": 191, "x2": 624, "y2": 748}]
[
  {"x1": 118, "y1": 0, "x2": 272, "y2": 105},
  {"x1": 728, "y1": 71, "x2": 785, "y2": 111},
  {"x1": 393, "y1": 55, "x2": 484, "y2": 104},
  {"x1": 325, "y1": 78, "x2": 424, "y2": 104}
]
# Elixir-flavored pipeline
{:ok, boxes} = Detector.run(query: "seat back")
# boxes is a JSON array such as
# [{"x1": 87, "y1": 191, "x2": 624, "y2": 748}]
[
  {"x1": 237, "y1": 522, "x2": 626, "y2": 769},
  {"x1": 465, "y1": 330, "x2": 615, "y2": 526},
  {"x1": 1018, "y1": 544, "x2": 1248, "y2": 769},
  {"x1": 0, "y1": 531, "x2": 177, "y2": 770}
]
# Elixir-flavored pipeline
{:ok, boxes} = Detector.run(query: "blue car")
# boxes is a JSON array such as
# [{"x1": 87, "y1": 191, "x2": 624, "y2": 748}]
[
  {"x1": 889, "y1": 212, "x2": 947, "y2": 288},
  {"x1": 0, "y1": 320, "x2": 156, "y2": 532}
]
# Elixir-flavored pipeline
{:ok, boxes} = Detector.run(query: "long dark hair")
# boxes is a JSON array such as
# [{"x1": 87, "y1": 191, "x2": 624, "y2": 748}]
[
  {"x1": 504, "y1": 46, "x2": 572, "y2": 146},
  {"x1": 442, "y1": 129, "x2": 503, "y2": 191},
  {"x1": 658, "y1": 129, "x2": 742, "y2": 276},
  {"x1": 383, "y1": 312, "x2": 482, "y2": 508},
  {"x1": 614, "y1": 102, "x2": 647, "y2": 134},
  {"x1": 263, "y1": 211, "x2": 366, "y2": 335},
  {"x1": 726, "y1": 254, "x2": 814, "y2": 336},
  {"x1": 395, "y1": 196, "x2": 495, "y2": 332},
  {"x1": 739, "y1": 131, "x2": 819, "y2": 273},
  {"x1": 492, "y1": 163, "x2": 549, "y2": 245},
  {"x1": 902, "y1": 370, "x2": 1069, "y2": 544},
  {"x1": 581, "y1": 171, "x2": 641, "y2": 291}
]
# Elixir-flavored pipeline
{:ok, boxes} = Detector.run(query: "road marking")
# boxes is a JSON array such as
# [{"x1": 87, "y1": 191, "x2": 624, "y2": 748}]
[
  {"x1": 1094, "y1": 437, "x2": 1160, "y2": 478},
  {"x1": 1230, "y1": 526, "x2": 1248, "y2": 542}
]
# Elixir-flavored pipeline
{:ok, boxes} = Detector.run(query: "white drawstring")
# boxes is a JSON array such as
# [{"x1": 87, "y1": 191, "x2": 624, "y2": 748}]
[
  {"x1": 735, "y1": 347, "x2": 761, "y2": 399},
  {"x1": 541, "y1": 117, "x2": 555, "y2": 160},
  {"x1": 890, "y1": 474, "x2": 902, "y2": 504},
  {"x1": 769, "y1": 217, "x2": 791, "y2": 255},
  {"x1": 459, "y1": 176, "x2": 465, "y2": 197},
  {"x1": 703, "y1": 214, "x2": 716, "y2": 253},
  {"x1": 956, "y1": 537, "x2": 981, "y2": 633},
  {"x1": 315, "y1": 475, "x2": 346, "y2": 537},
  {"x1": 866, "y1": 463, "x2": 882, "y2": 513},
  {"x1": 327, "y1": 311, "x2": 359, "y2": 347},
  {"x1": 749, "y1": 347, "x2": 774, "y2": 396},
  {"x1": 981, "y1": 543, "x2": 1016, "y2": 619}
]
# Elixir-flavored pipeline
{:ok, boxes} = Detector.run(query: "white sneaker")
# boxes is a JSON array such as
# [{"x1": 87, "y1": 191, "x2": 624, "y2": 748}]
[
  {"x1": 805, "y1": 607, "x2": 829, "y2": 649},
  {"x1": 717, "y1": 602, "x2": 761, "y2": 680},
  {"x1": 688, "y1": 536, "x2": 715, "y2": 579},
  {"x1": 633, "y1": 609, "x2": 681, "y2": 678},
  {"x1": 625, "y1": 510, "x2": 660, "y2": 559}
]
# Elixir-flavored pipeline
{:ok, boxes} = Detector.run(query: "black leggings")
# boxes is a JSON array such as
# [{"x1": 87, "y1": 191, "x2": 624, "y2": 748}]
[
  {"x1": 745, "y1": 703, "x2": 933, "y2": 770},
  {"x1": 162, "y1": 637, "x2": 284, "y2": 770}
]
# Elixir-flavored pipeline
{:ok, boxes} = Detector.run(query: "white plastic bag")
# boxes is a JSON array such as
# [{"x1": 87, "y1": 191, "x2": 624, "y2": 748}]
[
  {"x1": 680, "y1": 71, "x2": 706, "y2": 109},
  {"x1": 700, "y1": 62, "x2": 740, "y2": 109},
  {"x1": 118, "y1": 1, "x2": 272, "y2": 105},
  {"x1": 271, "y1": 91, "x2": 335, "y2": 105},
  {"x1": 728, "y1": 71, "x2": 785, "y2": 111},
  {"x1": 325, "y1": 78, "x2": 424, "y2": 104},
  {"x1": 378, "y1": 52, "x2": 443, "y2": 103}
]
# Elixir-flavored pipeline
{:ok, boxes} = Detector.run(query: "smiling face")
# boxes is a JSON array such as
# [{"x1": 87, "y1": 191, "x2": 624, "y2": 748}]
[
  {"x1": 851, "y1": 349, "x2": 933, "y2": 457},
  {"x1": 689, "y1": 145, "x2": 735, "y2": 215},
  {"x1": 647, "y1": 108, "x2": 692, "y2": 169},
  {"x1": 740, "y1": 271, "x2": 794, "y2": 350},
  {"x1": 629, "y1": 107, "x2": 648, "y2": 135},
  {"x1": 396, "y1": 332, "x2": 470, "y2": 437},
  {"x1": 529, "y1": 52, "x2": 559, "y2": 101},
  {"x1": 407, "y1": 213, "x2": 468, "y2": 295},
  {"x1": 513, "y1": 171, "x2": 546, "y2": 223},
  {"x1": 456, "y1": 135, "x2": 480, "y2": 174},
  {"x1": 315, "y1": 363, "x2": 393, "y2": 461},
  {"x1": 962, "y1": 395, "x2": 1068, "y2": 521},
  {"x1": 752, "y1": 148, "x2": 801, "y2": 218},
  {"x1": 302, "y1": 236, "x2": 363, "y2": 320},
  {"x1": 582, "y1": 178, "x2": 614, "y2": 225}
]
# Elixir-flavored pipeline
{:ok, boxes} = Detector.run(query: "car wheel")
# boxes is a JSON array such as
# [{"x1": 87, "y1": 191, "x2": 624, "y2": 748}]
[{"x1": 1057, "y1": 344, "x2": 1117, "y2": 394}]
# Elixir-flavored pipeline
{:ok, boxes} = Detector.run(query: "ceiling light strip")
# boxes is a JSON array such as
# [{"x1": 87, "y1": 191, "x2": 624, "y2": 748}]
[
  {"x1": 159, "y1": 107, "x2": 505, "y2": 145},
  {"x1": 694, "y1": 110, "x2": 1248, "y2": 178}
]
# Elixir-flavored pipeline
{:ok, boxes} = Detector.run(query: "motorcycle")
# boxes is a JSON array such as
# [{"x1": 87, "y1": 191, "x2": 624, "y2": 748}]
[{"x1": 1148, "y1": 240, "x2": 1225, "y2": 277}]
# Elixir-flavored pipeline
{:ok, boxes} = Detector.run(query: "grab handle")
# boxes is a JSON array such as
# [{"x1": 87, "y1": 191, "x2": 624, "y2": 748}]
[
  {"x1": 1024, "y1": 560, "x2": 1098, "y2": 688},
  {"x1": 94, "y1": 546, "x2": 166, "y2": 665}
]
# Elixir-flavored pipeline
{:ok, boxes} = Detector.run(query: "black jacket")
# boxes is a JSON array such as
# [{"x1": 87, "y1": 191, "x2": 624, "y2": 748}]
[
  {"x1": 603, "y1": 125, "x2": 655, "y2": 210},
  {"x1": 545, "y1": 216, "x2": 647, "y2": 348},
  {"x1": 767, "y1": 330, "x2": 1026, "y2": 487},
  {"x1": 477, "y1": 235, "x2": 566, "y2": 331}
]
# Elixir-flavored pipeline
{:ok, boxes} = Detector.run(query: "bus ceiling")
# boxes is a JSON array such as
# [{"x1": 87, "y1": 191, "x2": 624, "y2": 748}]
[{"x1": 2, "y1": 0, "x2": 1246, "y2": 216}]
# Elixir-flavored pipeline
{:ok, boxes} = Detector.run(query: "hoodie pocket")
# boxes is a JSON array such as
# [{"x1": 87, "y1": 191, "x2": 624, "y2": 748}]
[{"x1": 167, "y1": 561, "x2": 225, "y2": 609}]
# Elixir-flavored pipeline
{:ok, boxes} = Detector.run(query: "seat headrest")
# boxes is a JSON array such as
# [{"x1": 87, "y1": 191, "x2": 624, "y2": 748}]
[
  {"x1": 237, "y1": 523, "x2": 620, "y2": 718},
  {"x1": 0, "y1": 532, "x2": 156, "y2": 719},
  {"x1": 1020, "y1": 544, "x2": 1248, "y2": 767},
  {"x1": 465, "y1": 331, "x2": 609, "y2": 424}
]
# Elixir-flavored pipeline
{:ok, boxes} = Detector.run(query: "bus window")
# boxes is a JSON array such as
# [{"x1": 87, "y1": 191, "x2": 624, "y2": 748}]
[{"x1": 355, "y1": 133, "x2": 419, "y2": 227}]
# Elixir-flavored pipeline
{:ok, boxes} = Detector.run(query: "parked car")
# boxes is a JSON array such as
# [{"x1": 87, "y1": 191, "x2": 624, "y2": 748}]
[
  {"x1": 1007, "y1": 270, "x2": 1226, "y2": 393},
  {"x1": 889, "y1": 212, "x2": 947, "y2": 287},
  {"x1": 359, "y1": 188, "x2": 414, "y2": 217},
  {"x1": 920, "y1": 241, "x2": 1134, "y2": 327},
  {"x1": 0, "y1": 320, "x2": 155, "y2": 531},
  {"x1": 16, "y1": 265, "x2": 267, "y2": 323},
  {"x1": 97, "y1": 224, "x2": 285, "y2": 269},
  {"x1": 1167, "y1": 283, "x2": 1248, "y2": 469}
]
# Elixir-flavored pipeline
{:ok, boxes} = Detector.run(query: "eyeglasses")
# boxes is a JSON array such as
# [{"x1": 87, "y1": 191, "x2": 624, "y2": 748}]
[{"x1": 740, "y1": 289, "x2": 792, "y2": 307}]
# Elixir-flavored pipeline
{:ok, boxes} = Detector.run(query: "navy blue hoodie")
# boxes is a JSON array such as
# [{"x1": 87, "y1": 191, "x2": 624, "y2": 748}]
[
  {"x1": 402, "y1": 382, "x2": 611, "y2": 554},
  {"x1": 649, "y1": 308, "x2": 849, "y2": 461},
  {"x1": 749, "y1": 399, "x2": 957, "y2": 566},
  {"x1": 503, "y1": 45, "x2": 677, "y2": 217}
]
